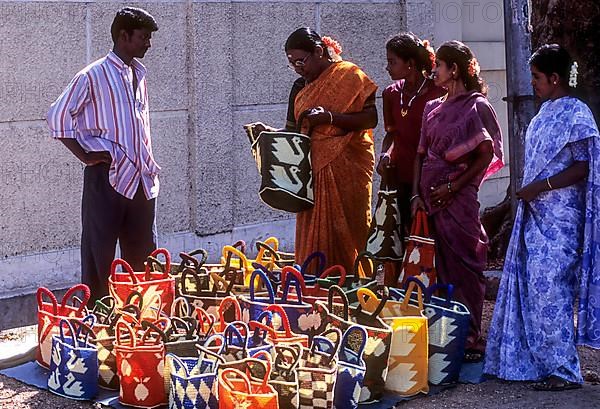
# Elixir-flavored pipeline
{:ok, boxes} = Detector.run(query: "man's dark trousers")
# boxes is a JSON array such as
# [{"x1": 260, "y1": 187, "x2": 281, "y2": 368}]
[{"x1": 81, "y1": 163, "x2": 157, "y2": 302}]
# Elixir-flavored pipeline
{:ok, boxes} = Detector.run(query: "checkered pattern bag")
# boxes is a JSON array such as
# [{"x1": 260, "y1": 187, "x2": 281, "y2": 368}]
[
  {"x1": 269, "y1": 345, "x2": 302, "y2": 409},
  {"x1": 167, "y1": 350, "x2": 223, "y2": 409},
  {"x1": 297, "y1": 328, "x2": 341, "y2": 409}
]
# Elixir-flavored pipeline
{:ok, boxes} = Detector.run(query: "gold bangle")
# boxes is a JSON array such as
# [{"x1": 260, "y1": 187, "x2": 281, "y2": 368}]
[{"x1": 546, "y1": 177, "x2": 554, "y2": 190}]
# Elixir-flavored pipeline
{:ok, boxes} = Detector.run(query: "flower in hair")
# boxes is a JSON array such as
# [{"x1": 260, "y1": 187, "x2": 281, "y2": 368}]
[
  {"x1": 569, "y1": 61, "x2": 578, "y2": 88},
  {"x1": 322, "y1": 36, "x2": 343, "y2": 62},
  {"x1": 421, "y1": 39, "x2": 436, "y2": 71},
  {"x1": 467, "y1": 57, "x2": 480, "y2": 77}
]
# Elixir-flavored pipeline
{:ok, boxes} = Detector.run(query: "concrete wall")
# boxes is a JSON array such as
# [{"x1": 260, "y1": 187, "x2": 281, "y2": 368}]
[{"x1": 0, "y1": 0, "x2": 508, "y2": 306}]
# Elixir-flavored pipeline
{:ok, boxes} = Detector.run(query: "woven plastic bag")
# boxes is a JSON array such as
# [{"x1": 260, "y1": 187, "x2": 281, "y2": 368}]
[
  {"x1": 48, "y1": 318, "x2": 98, "y2": 400},
  {"x1": 357, "y1": 281, "x2": 429, "y2": 396},
  {"x1": 36, "y1": 284, "x2": 90, "y2": 368},
  {"x1": 114, "y1": 321, "x2": 167, "y2": 408}
]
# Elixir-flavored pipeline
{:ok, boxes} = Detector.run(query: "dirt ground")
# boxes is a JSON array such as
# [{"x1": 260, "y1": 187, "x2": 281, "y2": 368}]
[{"x1": 1, "y1": 301, "x2": 599, "y2": 409}]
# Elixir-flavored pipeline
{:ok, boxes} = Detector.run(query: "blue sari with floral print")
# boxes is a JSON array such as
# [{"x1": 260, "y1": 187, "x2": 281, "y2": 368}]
[{"x1": 484, "y1": 97, "x2": 600, "y2": 383}]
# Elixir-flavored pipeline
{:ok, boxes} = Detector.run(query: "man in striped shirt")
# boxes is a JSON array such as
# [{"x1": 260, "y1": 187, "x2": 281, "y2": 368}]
[{"x1": 47, "y1": 7, "x2": 160, "y2": 302}]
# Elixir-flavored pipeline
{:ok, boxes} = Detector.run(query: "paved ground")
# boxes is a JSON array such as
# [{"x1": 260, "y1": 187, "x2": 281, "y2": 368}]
[{"x1": 1, "y1": 301, "x2": 599, "y2": 409}]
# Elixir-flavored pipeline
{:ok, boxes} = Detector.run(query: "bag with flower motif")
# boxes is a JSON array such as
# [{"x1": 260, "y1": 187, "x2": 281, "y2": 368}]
[
  {"x1": 398, "y1": 210, "x2": 436, "y2": 287},
  {"x1": 114, "y1": 321, "x2": 166, "y2": 408}
]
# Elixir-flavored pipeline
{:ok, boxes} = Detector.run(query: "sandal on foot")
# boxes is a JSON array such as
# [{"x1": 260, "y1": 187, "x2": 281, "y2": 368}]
[
  {"x1": 532, "y1": 376, "x2": 582, "y2": 391},
  {"x1": 463, "y1": 350, "x2": 485, "y2": 363}
]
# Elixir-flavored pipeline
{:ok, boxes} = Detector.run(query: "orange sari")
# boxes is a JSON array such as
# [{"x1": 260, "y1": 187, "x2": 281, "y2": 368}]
[{"x1": 293, "y1": 61, "x2": 377, "y2": 274}]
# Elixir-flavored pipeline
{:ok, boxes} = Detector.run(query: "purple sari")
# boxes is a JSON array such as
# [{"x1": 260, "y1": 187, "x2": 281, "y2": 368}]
[{"x1": 418, "y1": 91, "x2": 504, "y2": 352}]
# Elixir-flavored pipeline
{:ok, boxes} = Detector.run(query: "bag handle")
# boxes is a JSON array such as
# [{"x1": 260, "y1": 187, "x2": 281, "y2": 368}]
[
  {"x1": 411, "y1": 209, "x2": 430, "y2": 237},
  {"x1": 317, "y1": 265, "x2": 347, "y2": 288},
  {"x1": 125, "y1": 290, "x2": 144, "y2": 310},
  {"x1": 401, "y1": 278, "x2": 425, "y2": 312},
  {"x1": 232, "y1": 239, "x2": 247, "y2": 254},
  {"x1": 218, "y1": 296, "x2": 242, "y2": 329},
  {"x1": 355, "y1": 286, "x2": 390, "y2": 319},
  {"x1": 60, "y1": 284, "x2": 91, "y2": 316},
  {"x1": 58, "y1": 318, "x2": 78, "y2": 346},
  {"x1": 209, "y1": 271, "x2": 235, "y2": 295},
  {"x1": 220, "y1": 368, "x2": 252, "y2": 395},
  {"x1": 300, "y1": 251, "x2": 326, "y2": 278},
  {"x1": 280, "y1": 266, "x2": 306, "y2": 303},
  {"x1": 255, "y1": 241, "x2": 280, "y2": 267},
  {"x1": 147, "y1": 248, "x2": 171, "y2": 278},
  {"x1": 352, "y1": 251, "x2": 375, "y2": 282},
  {"x1": 340, "y1": 325, "x2": 368, "y2": 364},
  {"x1": 141, "y1": 318, "x2": 169, "y2": 345},
  {"x1": 194, "y1": 307, "x2": 216, "y2": 336},
  {"x1": 296, "y1": 108, "x2": 314, "y2": 134},
  {"x1": 139, "y1": 292, "x2": 164, "y2": 321},
  {"x1": 37, "y1": 287, "x2": 58, "y2": 315},
  {"x1": 180, "y1": 267, "x2": 203, "y2": 296},
  {"x1": 196, "y1": 345, "x2": 226, "y2": 367},
  {"x1": 265, "y1": 304, "x2": 294, "y2": 337},
  {"x1": 71, "y1": 317, "x2": 97, "y2": 347},
  {"x1": 167, "y1": 316, "x2": 196, "y2": 341},
  {"x1": 426, "y1": 283, "x2": 454, "y2": 304},
  {"x1": 114, "y1": 303, "x2": 142, "y2": 328},
  {"x1": 177, "y1": 248, "x2": 208, "y2": 273},
  {"x1": 171, "y1": 296, "x2": 191, "y2": 318},
  {"x1": 273, "y1": 344, "x2": 301, "y2": 375},
  {"x1": 311, "y1": 327, "x2": 341, "y2": 365},
  {"x1": 110, "y1": 259, "x2": 137, "y2": 284},
  {"x1": 249, "y1": 351, "x2": 274, "y2": 388},
  {"x1": 222, "y1": 245, "x2": 250, "y2": 272},
  {"x1": 249, "y1": 268, "x2": 275, "y2": 303},
  {"x1": 200, "y1": 333, "x2": 226, "y2": 356},
  {"x1": 327, "y1": 285, "x2": 350, "y2": 321},
  {"x1": 224, "y1": 321, "x2": 249, "y2": 354},
  {"x1": 145, "y1": 256, "x2": 166, "y2": 280},
  {"x1": 115, "y1": 320, "x2": 137, "y2": 347},
  {"x1": 92, "y1": 296, "x2": 116, "y2": 325},
  {"x1": 166, "y1": 353, "x2": 190, "y2": 378}
]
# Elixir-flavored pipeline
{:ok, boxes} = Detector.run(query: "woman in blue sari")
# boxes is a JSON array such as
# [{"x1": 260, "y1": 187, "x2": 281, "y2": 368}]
[{"x1": 484, "y1": 44, "x2": 600, "y2": 390}]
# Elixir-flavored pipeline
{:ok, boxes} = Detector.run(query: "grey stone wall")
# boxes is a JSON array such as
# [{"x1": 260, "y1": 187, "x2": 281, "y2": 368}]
[{"x1": 0, "y1": 0, "x2": 508, "y2": 301}]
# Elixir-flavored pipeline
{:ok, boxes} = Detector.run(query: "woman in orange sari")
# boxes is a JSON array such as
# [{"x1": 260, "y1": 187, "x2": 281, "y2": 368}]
[{"x1": 284, "y1": 27, "x2": 378, "y2": 274}]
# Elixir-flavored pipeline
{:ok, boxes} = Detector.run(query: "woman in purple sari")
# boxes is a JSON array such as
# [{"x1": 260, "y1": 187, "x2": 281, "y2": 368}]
[{"x1": 411, "y1": 41, "x2": 504, "y2": 362}]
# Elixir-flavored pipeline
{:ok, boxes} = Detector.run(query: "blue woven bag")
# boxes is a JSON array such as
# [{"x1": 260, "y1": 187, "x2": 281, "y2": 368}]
[
  {"x1": 334, "y1": 325, "x2": 368, "y2": 409},
  {"x1": 167, "y1": 348, "x2": 224, "y2": 409},
  {"x1": 238, "y1": 268, "x2": 314, "y2": 334},
  {"x1": 48, "y1": 318, "x2": 99, "y2": 400}
]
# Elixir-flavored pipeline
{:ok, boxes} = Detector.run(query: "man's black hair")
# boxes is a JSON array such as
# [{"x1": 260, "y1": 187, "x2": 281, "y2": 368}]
[{"x1": 110, "y1": 7, "x2": 158, "y2": 43}]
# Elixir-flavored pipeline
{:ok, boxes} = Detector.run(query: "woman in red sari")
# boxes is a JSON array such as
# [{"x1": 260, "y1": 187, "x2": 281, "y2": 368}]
[
  {"x1": 412, "y1": 41, "x2": 504, "y2": 362},
  {"x1": 378, "y1": 32, "x2": 446, "y2": 285},
  {"x1": 284, "y1": 28, "x2": 378, "y2": 274}
]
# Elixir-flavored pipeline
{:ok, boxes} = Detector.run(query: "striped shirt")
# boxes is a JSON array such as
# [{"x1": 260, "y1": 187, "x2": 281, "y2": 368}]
[{"x1": 47, "y1": 51, "x2": 160, "y2": 199}]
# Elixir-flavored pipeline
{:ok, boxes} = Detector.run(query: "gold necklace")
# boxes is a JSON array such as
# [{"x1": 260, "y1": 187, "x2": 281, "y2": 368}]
[{"x1": 400, "y1": 78, "x2": 427, "y2": 117}]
